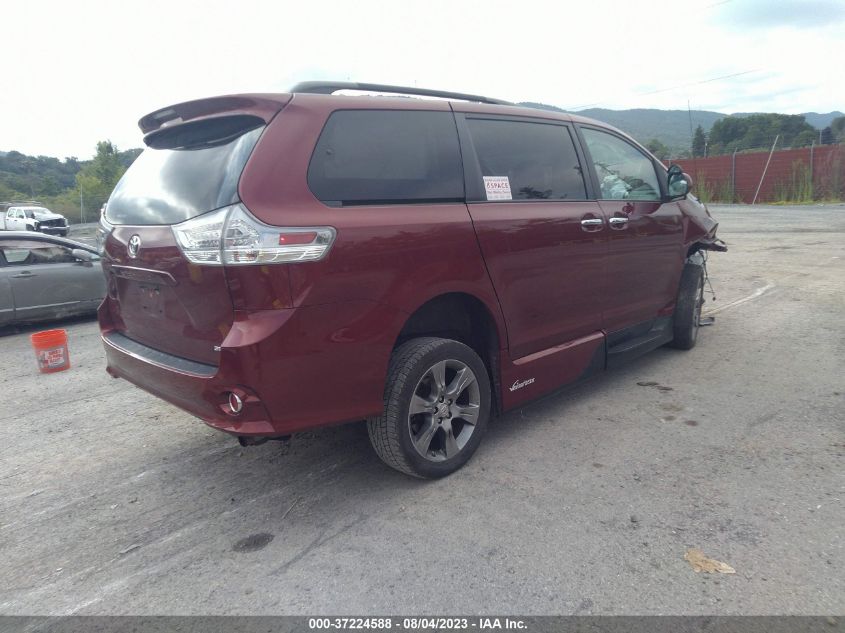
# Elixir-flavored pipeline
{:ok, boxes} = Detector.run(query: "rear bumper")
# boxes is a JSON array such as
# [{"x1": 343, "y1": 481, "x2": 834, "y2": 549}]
[
  {"x1": 102, "y1": 330, "x2": 278, "y2": 436},
  {"x1": 99, "y1": 300, "x2": 402, "y2": 437}
]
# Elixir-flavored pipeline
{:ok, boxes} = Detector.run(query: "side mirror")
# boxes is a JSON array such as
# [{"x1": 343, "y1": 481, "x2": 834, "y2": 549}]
[
  {"x1": 72, "y1": 248, "x2": 98, "y2": 262},
  {"x1": 667, "y1": 164, "x2": 691, "y2": 199}
]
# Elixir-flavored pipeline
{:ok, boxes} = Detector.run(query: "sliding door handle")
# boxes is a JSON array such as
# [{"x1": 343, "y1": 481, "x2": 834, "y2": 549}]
[{"x1": 580, "y1": 218, "x2": 604, "y2": 228}]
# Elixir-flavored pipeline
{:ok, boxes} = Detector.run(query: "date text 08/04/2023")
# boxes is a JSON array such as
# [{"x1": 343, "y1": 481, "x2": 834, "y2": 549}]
[{"x1": 308, "y1": 617, "x2": 528, "y2": 630}]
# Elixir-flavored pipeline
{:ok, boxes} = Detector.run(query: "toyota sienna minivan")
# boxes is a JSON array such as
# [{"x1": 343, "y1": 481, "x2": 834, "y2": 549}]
[{"x1": 98, "y1": 81, "x2": 725, "y2": 478}]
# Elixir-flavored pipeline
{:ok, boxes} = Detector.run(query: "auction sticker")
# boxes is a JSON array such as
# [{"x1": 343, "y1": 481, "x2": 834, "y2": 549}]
[{"x1": 483, "y1": 176, "x2": 512, "y2": 200}]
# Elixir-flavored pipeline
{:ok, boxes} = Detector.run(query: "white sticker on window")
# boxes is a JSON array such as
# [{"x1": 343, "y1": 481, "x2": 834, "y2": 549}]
[{"x1": 483, "y1": 176, "x2": 512, "y2": 201}]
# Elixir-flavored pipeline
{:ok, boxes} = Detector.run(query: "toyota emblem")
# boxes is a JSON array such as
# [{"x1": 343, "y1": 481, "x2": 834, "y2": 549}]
[{"x1": 127, "y1": 235, "x2": 141, "y2": 258}]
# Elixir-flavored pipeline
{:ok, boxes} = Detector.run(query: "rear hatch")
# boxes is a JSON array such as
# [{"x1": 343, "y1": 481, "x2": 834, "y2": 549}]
[{"x1": 101, "y1": 97, "x2": 288, "y2": 365}]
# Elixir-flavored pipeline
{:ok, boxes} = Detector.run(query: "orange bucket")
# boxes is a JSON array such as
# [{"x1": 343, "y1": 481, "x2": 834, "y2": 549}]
[{"x1": 30, "y1": 329, "x2": 71, "y2": 373}]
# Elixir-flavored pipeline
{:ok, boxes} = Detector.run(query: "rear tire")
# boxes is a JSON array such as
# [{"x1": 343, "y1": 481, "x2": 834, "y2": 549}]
[
  {"x1": 670, "y1": 263, "x2": 704, "y2": 350},
  {"x1": 367, "y1": 337, "x2": 491, "y2": 479}
]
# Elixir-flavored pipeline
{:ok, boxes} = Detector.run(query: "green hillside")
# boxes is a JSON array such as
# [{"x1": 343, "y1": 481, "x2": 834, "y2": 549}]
[
  {"x1": 0, "y1": 144, "x2": 141, "y2": 223},
  {"x1": 573, "y1": 107, "x2": 724, "y2": 153},
  {"x1": 518, "y1": 102, "x2": 843, "y2": 156}
]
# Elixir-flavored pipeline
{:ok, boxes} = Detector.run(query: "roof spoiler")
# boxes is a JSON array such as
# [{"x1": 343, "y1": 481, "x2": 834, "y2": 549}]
[
  {"x1": 138, "y1": 94, "x2": 290, "y2": 135},
  {"x1": 290, "y1": 81, "x2": 512, "y2": 106}
]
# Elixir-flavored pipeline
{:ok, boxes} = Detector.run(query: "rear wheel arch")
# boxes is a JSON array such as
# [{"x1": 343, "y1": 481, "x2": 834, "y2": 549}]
[{"x1": 394, "y1": 292, "x2": 504, "y2": 415}]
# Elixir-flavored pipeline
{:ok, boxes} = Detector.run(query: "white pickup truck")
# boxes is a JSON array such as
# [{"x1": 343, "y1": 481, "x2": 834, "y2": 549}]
[{"x1": 0, "y1": 203, "x2": 69, "y2": 236}]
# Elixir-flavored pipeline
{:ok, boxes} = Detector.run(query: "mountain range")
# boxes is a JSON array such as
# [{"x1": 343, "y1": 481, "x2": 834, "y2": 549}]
[{"x1": 518, "y1": 102, "x2": 843, "y2": 153}]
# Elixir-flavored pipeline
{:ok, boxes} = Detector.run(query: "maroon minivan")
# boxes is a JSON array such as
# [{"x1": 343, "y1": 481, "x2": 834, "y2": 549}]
[{"x1": 98, "y1": 82, "x2": 724, "y2": 478}]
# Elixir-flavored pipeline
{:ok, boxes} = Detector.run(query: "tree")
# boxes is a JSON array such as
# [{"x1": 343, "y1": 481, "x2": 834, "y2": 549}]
[
  {"x1": 692, "y1": 125, "x2": 706, "y2": 157},
  {"x1": 831, "y1": 116, "x2": 845, "y2": 142},
  {"x1": 73, "y1": 140, "x2": 129, "y2": 222},
  {"x1": 88, "y1": 141, "x2": 125, "y2": 187},
  {"x1": 821, "y1": 127, "x2": 834, "y2": 145},
  {"x1": 708, "y1": 113, "x2": 816, "y2": 152},
  {"x1": 646, "y1": 138, "x2": 670, "y2": 160}
]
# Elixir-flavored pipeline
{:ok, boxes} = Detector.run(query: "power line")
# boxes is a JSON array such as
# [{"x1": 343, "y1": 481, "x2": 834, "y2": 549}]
[
  {"x1": 638, "y1": 69, "x2": 762, "y2": 97},
  {"x1": 566, "y1": 68, "x2": 762, "y2": 111},
  {"x1": 703, "y1": 0, "x2": 732, "y2": 9}
]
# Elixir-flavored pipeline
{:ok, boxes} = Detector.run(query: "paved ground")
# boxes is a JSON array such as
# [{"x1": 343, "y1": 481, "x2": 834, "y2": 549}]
[{"x1": 1, "y1": 204, "x2": 843, "y2": 615}]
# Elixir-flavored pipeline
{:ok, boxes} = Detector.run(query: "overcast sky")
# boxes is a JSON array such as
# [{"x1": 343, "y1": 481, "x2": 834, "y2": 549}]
[{"x1": 3, "y1": 0, "x2": 844, "y2": 159}]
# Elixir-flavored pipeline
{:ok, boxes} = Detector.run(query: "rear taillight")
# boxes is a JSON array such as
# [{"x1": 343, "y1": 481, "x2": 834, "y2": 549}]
[
  {"x1": 172, "y1": 204, "x2": 336, "y2": 266},
  {"x1": 96, "y1": 212, "x2": 113, "y2": 254},
  {"x1": 172, "y1": 207, "x2": 228, "y2": 264}
]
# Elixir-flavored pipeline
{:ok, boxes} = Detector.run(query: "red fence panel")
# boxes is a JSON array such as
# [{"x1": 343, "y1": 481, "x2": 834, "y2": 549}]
[{"x1": 670, "y1": 145, "x2": 844, "y2": 203}]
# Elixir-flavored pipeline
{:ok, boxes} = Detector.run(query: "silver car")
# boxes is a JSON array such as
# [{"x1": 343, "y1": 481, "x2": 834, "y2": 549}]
[{"x1": 0, "y1": 232, "x2": 105, "y2": 326}]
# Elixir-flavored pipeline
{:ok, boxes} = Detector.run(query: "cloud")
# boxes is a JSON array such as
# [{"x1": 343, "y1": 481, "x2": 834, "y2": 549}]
[
  {"x1": 2, "y1": 0, "x2": 844, "y2": 157},
  {"x1": 712, "y1": 0, "x2": 845, "y2": 29}
]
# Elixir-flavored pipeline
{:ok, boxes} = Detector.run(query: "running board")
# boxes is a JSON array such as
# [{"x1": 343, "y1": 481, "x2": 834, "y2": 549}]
[{"x1": 606, "y1": 317, "x2": 674, "y2": 368}]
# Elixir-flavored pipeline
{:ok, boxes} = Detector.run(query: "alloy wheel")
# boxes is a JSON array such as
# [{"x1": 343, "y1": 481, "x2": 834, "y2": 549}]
[{"x1": 408, "y1": 359, "x2": 481, "y2": 462}]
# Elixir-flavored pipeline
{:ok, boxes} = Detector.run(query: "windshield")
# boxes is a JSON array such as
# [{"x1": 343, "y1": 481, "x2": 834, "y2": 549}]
[
  {"x1": 105, "y1": 125, "x2": 263, "y2": 225},
  {"x1": 31, "y1": 208, "x2": 53, "y2": 218}
]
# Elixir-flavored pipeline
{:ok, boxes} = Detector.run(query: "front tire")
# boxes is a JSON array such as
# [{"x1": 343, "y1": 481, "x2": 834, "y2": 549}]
[
  {"x1": 367, "y1": 337, "x2": 491, "y2": 479},
  {"x1": 670, "y1": 263, "x2": 704, "y2": 350}
]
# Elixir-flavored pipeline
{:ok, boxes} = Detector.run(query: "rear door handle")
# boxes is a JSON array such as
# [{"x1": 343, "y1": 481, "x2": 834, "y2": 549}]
[
  {"x1": 609, "y1": 217, "x2": 629, "y2": 229},
  {"x1": 11, "y1": 271, "x2": 35, "y2": 278}
]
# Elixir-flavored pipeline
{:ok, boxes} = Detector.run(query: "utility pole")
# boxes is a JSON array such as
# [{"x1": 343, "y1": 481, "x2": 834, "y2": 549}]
[
  {"x1": 753, "y1": 135, "x2": 779, "y2": 205},
  {"x1": 79, "y1": 189, "x2": 85, "y2": 224},
  {"x1": 810, "y1": 141, "x2": 815, "y2": 188},
  {"x1": 731, "y1": 149, "x2": 737, "y2": 202}
]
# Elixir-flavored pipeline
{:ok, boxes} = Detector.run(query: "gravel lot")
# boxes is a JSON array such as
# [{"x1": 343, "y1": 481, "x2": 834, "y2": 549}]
[{"x1": 1, "y1": 204, "x2": 843, "y2": 615}]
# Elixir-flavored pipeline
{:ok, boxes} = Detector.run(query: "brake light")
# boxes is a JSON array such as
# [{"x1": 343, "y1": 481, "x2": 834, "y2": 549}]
[
  {"x1": 278, "y1": 232, "x2": 317, "y2": 245},
  {"x1": 172, "y1": 204, "x2": 336, "y2": 266}
]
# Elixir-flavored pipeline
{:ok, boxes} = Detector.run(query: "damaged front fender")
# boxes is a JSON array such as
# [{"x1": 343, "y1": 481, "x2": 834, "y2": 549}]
[{"x1": 679, "y1": 194, "x2": 728, "y2": 255}]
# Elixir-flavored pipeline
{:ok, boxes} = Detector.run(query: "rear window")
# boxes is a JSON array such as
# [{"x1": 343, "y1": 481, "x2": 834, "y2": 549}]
[
  {"x1": 106, "y1": 119, "x2": 263, "y2": 225},
  {"x1": 466, "y1": 118, "x2": 587, "y2": 201},
  {"x1": 307, "y1": 110, "x2": 464, "y2": 205}
]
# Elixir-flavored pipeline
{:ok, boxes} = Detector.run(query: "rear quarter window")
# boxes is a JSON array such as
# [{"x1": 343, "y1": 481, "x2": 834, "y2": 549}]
[{"x1": 307, "y1": 110, "x2": 464, "y2": 205}]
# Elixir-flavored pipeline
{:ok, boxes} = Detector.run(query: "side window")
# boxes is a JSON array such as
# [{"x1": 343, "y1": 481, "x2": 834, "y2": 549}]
[
  {"x1": 466, "y1": 118, "x2": 586, "y2": 201},
  {"x1": 4, "y1": 249, "x2": 31, "y2": 264},
  {"x1": 581, "y1": 128, "x2": 661, "y2": 201},
  {"x1": 308, "y1": 110, "x2": 463, "y2": 205},
  {"x1": 2, "y1": 244, "x2": 75, "y2": 265}
]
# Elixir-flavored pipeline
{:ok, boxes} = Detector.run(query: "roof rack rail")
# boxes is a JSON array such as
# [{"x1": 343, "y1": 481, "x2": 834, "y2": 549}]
[{"x1": 289, "y1": 81, "x2": 512, "y2": 106}]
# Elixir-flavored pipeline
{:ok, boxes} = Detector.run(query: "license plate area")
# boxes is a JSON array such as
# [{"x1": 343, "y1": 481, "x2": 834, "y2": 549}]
[{"x1": 138, "y1": 284, "x2": 163, "y2": 318}]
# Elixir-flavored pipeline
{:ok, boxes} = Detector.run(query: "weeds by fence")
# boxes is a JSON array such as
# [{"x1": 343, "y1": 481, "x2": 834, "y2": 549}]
[
  {"x1": 772, "y1": 160, "x2": 814, "y2": 203},
  {"x1": 694, "y1": 177, "x2": 734, "y2": 204}
]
